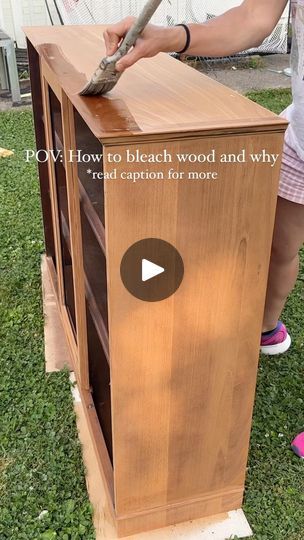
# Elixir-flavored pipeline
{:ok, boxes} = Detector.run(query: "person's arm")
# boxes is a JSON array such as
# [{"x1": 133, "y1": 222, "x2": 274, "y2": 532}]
[{"x1": 103, "y1": 0, "x2": 288, "y2": 72}]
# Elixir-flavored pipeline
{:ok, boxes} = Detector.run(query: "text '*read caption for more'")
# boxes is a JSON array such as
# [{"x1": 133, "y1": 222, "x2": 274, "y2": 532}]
[{"x1": 24, "y1": 147, "x2": 281, "y2": 182}]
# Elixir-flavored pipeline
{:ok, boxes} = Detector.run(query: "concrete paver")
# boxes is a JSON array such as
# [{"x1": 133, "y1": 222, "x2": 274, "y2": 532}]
[{"x1": 199, "y1": 54, "x2": 291, "y2": 93}]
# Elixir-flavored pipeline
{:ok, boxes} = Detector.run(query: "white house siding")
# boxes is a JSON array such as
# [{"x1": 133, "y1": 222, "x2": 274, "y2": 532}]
[
  {"x1": 0, "y1": 0, "x2": 16, "y2": 40},
  {"x1": 0, "y1": 0, "x2": 49, "y2": 47}
]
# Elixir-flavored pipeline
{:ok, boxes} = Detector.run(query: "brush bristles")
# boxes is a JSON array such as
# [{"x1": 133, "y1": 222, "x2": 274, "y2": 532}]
[
  {"x1": 79, "y1": 61, "x2": 121, "y2": 96},
  {"x1": 79, "y1": 79, "x2": 118, "y2": 96}
]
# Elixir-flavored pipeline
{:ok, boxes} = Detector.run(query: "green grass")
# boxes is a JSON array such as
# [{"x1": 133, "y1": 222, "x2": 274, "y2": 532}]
[
  {"x1": 245, "y1": 88, "x2": 304, "y2": 538},
  {"x1": 247, "y1": 56, "x2": 266, "y2": 70},
  {"x1": 0, "y1": 110, "x2": 95, "y2": 540},
  {"x1": 0, "y1": 89, "x2": 303, "y2": 539},
  {"x1": 246, "y1": 88, "x2": 292, "y2": 115}
]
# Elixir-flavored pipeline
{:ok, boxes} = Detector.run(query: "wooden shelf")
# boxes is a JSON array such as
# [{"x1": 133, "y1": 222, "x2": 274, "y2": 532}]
[
  {"x1": 54, "y1": 143, "x2": 106, "y2": 256},
  {"x1": 78, "y1": 181, "x2": 105, "y2": 254},
  {"x1": 60, "y1": 209, "x2": 109, "y2": 360},
  {"x1": 85, "y1": 275, "x2": 109, "y2": 363},
  {"x1": 60, "y1": 207, "x2": 111, "y2": 456},
  {"x1": 42, "y1": 256, "x2": 114, "y2": 496}
]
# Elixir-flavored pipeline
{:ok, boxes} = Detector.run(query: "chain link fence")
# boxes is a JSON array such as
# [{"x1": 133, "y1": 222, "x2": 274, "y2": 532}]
[{"x1": 46, "y1": 0, "x2": 290, "y2": 54}]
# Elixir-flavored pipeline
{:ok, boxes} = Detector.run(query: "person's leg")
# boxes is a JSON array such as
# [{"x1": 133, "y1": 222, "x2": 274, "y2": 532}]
[
  {"x1": 262, "y1": 196, "x2": 304, "y2": 332},
  {"x1": 291, "y1": 432, "x2": 304, "y2": 458}
]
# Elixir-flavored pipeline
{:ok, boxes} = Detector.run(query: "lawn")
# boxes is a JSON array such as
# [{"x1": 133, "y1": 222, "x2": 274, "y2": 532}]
[
  {"x1": 0, "y1": 88, "x2": 303, "y2": 539},
  {"x1": 0, "y1": 111, "x2": 95, "y2": 540}
]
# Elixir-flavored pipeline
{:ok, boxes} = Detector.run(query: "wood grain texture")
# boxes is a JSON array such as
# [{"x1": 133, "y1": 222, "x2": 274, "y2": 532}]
[
  {"x1": 41, "y1": 258, "x2": 252, "y2": 539},
  {"x1": 104, "y1": 133, "x2": 284, "y2": 521},
  {"x1": 27, "y1": 41, "x2": 56, "y2": 262},
  {"x1": 41, "y1": 72, "x2": 82, "y2": 374},
  {"x1": 43, "y1": 253, "x2": 115, "y2": 504},
  {"x1": 115, "y1": 491, "x2": 242, "y2": 537},
  {"x1": 42, "y1": 255, "x2": 73, "y2": 373},
  {"x1": 24, "y1": 25, "x2": 287, "y2": 143},
  {"x1": 73, "y1": 395, "x2": 236, "y2": 540},
  {"x1": 40, "y1": 74, "x2": 65, "y2": 308},
  {"x1": 28, "y1": 26, "x2": 287, "y2": 536},
  {"x1": 61, "y1": 93, "x2": 90, "y2": 388}
]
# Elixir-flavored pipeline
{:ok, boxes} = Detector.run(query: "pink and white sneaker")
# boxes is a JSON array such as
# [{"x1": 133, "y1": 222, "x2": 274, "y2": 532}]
[
  {"x1": 291, "y1": 432, "x2": 304, "y2": 458},
  {"x1": 260, "y1": 321, "x2": 291, "y2": 355}
]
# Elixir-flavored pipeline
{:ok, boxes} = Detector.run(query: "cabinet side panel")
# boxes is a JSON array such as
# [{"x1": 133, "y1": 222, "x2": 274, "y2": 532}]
[{"x1": 104, "y1": 133, "x2": 284, "y2": 516}]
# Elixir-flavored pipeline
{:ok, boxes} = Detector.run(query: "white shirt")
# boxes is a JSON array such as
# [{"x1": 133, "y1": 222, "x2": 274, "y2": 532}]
[{"x1": 282, "y1": 0, "x2": 304, "y2": 161}]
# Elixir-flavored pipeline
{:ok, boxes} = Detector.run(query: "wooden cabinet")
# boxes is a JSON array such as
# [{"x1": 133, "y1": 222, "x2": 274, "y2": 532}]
[{"x1": 25, "y1": 26, "x2": 287, "y2": 538}]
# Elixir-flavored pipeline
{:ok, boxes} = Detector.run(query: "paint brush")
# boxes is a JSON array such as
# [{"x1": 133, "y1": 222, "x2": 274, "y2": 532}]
[{"x1": 79, "y1": 0, "x2": 163, "y2": 96}]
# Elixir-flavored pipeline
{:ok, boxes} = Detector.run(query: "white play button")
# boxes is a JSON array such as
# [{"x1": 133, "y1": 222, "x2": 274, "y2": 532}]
[
  {"x1": 142, "y1": 258, "x2": 165, "y2": 282},
  {"x1": 120, "y1": 239, "x2": 184, "y2": 301}
]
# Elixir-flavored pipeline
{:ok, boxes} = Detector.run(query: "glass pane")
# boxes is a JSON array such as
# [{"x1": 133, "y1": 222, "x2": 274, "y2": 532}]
[
  {"x1": 62, "y1": 235, "x2": 76, "y2": 333},
  {"x1": 49, "y1": 87, "x2": 77, "y2": 337},
  {"x1": 87, "y1": 303, "x2": 112, "y2": 463},
  {"x1": 49, "y1": 87, "x2": 63, "y2": 148},
  {"x1": 28, "y1": 42, "x2": 57, "y2": 270},
  {"x1": 80, "y1": 205, "x2": 108, "y2": 330},
  {"x1": 43, "y1": 187, "x2": 57, "y2": 272},
  {"x1": 74, "y1": 109, "x2": 105, "y2": 225}
]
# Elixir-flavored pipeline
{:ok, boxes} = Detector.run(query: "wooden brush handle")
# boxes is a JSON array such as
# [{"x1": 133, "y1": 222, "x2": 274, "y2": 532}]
[{"x1": 107, "y1": 0, "x2": 163, "y2": 63}]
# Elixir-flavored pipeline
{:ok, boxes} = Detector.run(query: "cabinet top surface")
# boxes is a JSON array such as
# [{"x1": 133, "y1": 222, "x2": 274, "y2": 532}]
[{"x1": 24, "y1": 25, "x2": 287, "y2": 142}]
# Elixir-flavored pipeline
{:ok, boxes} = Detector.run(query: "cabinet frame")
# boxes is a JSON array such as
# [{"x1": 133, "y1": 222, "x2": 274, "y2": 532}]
[
  {"x1": 35, "y1": 56, "x2": 115, "y2": 505},
  {"x1": 25, "y1": 25, "x2": 288, "y2": 538}
]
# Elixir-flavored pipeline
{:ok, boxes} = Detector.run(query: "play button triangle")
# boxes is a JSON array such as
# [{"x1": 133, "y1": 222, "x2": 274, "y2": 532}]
[
  {"x1": 120, "y1": 238, "x2": 184, "y2": 301},
  {"x1": 142, "y1": 258, "x2": 165, "y2": 282}
]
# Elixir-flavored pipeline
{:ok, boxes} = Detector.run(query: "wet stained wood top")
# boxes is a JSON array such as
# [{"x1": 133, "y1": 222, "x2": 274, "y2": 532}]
[{"x1": 24, "y1": 25, "x2": 287, "y2": 142}]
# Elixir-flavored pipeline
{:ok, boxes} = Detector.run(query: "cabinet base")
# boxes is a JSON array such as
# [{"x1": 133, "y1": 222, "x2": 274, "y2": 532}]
[
  {"x1": 74, "y1": 381, "x2": 252, "y2": 539},
  {"x1": 42, "y1": 256, "x2": 253, "y2": 539},
  {"x1": 42, "y1": 255, "x2": 73, "y2": 372}
]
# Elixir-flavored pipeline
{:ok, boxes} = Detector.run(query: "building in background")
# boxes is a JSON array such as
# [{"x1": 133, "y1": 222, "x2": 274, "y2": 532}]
[
  {"x1": 0, "y1": 0, "x2": 290, "y2": 53},
  {"x1": 0, "y1": 0, "x2": 49, "y2": 48}
]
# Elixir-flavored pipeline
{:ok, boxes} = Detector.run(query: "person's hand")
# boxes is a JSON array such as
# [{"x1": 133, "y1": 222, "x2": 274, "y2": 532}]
[{"x1": 103, "y1": 17, "x2": 185, "y2": 72}]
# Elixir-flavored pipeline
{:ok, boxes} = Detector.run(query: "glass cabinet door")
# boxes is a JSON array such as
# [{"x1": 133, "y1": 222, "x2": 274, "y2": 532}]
[{"x1": 49, "y1": 87, "x2": 77, "y2": 339}]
